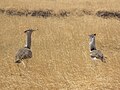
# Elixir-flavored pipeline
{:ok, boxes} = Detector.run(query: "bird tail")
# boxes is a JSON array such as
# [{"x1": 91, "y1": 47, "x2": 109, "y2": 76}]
[
  {"x1": 101, "y1": 56, "x2": 107, "y2": 63},
  {"x1": 15, "y1": 60, "x2": 21, "y2": 63}
]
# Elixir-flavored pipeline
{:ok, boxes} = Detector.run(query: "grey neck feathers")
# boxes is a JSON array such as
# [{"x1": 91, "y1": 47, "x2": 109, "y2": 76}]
[
  {"x1": 25, "y1": 32, "x2": 32, "y2": 49},
  {"x1": 89, "y1": 37, "x2": 96, "y2": 51}
]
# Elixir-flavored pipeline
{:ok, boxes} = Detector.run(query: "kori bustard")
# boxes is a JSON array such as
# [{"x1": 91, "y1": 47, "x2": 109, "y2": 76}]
[
  {"x1": 15, "y1": 29, "x2": 35, "y2": 66},
  {"x1": 89, "y1": 34, "x2": 105, "y2": 62}
]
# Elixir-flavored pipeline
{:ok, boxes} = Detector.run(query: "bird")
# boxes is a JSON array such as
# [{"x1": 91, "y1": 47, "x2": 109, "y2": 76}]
[
  {"x1": 15, "y1": 29, "x2": 35, "y2": 67},
  {"x1": 89, "y1": 34, "x2": 105, "y2": 62}
]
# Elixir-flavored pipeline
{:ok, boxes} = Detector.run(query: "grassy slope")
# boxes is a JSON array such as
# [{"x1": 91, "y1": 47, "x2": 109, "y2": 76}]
[{"x1": 0, "y1": 0, "x2": 120, "y2": 90}]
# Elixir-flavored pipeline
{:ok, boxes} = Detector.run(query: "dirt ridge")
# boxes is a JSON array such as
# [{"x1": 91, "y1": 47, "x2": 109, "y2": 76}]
[
  {"x1": 96, "y1": 10, "x2": 120, "y2": 19},
  {"x1": 0, "y1": 8, "x2": 120, "y2": 20},
  {"x1": 0, "y1": 8, "x2": 93, "y2": 18}
]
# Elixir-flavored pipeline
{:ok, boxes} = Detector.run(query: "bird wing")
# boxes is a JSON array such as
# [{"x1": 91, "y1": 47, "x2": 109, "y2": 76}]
[
  {"x1": 90, "y1": 50, "x2": 103, "y2": 59},
  {"x1": 15, "y1": 48, "x2": 32, "y2": 61}
]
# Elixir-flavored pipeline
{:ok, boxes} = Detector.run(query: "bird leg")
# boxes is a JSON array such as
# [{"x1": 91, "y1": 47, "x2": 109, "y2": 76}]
[
  {"x1": 101, "y1": 58, "x2": 106, "y2": 63},
  {"x1": 17, "y1": 64, "x2": 22, "y2": 76},
  {"x1": 25, "y1": 59, "x2": 29, "y2": 69},
  {"x1": 21, "y1": 61, "x2": 26, "y2": 68}
]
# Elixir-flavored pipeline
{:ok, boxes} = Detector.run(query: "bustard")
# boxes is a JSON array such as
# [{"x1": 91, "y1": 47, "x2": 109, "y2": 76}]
[
  {"x1": 15, "y1": 29, "x2": 35, "y2": 67},
  {"x1": 89, "y1": 34, "x2": 105, "y2": 62}
]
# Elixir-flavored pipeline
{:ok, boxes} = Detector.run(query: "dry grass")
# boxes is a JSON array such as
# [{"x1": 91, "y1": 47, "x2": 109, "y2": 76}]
[{"x1": 0, "y1": 0, "x2": 120, "y2": 90}]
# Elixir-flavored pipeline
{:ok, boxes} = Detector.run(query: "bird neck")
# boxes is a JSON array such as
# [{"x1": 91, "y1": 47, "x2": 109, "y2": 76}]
[
  {"x1": 25, "y1": 32, "x2": 32, "y2": 49},
  {"x1": 89, "y1": 37, "x2": 96, "y2": 51}
]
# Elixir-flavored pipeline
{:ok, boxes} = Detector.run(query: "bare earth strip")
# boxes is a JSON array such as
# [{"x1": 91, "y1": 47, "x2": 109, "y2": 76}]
[{"x1": 0, "y1": 0, "x2": 120, "y2": 90}]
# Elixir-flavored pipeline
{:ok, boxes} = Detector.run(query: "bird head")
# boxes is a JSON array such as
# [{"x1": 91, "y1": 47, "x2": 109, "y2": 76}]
[
  {"x1": 24, "y1": 29, "x2": 37, "y2": 33},
  {"x1": 89, "y1": 34, "x2": 96, "y2": 38}
]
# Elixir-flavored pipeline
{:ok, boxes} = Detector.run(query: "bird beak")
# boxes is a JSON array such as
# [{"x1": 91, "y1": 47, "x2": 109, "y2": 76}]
[
  {"x1": 32, "y1": 29, "x2": 38, "y2": 32},
  {"x1": 32, "y1": 30, "x2": 36, "y2": 32}
]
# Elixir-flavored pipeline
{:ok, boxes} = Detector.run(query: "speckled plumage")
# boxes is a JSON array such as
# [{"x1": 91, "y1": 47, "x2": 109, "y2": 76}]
[
  {"x1": 15, "y1": 47, "x2": 32, "y2": 63},
  {"x1": 90, "y1": 50, "x2": 104, "y2": 61}
]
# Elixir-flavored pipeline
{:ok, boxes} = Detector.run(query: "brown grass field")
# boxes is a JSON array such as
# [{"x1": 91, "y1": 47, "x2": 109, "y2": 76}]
[{"x1": 0, "y1": 0, "x2": 120, "y2": 90}]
